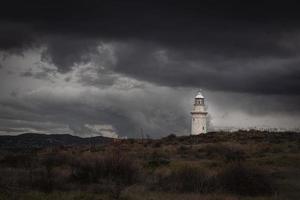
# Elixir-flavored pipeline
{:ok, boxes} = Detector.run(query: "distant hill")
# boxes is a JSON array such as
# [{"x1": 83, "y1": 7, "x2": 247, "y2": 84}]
[{"x1": 0, "y1": 133, "x2": 113, "y2": 149}]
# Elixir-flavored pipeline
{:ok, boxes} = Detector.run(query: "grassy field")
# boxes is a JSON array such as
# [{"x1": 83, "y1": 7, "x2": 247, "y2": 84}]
[{"x1": 0, "y1": 131, "x2": 299, "y2": 200}]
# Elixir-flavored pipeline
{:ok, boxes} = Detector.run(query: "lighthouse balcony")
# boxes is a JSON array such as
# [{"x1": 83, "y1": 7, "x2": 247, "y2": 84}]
[{"x1": 191, "y1": 111, "x2": 208, "y2": 114}]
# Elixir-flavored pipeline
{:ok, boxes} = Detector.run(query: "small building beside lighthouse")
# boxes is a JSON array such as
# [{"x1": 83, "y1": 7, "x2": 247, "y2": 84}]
[{"x1": 191, "y1": 91, "x2": 208, "y2": 134}]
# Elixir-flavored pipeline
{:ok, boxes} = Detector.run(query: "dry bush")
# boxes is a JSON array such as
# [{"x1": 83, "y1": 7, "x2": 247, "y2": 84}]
[
  {"x1": 177, "y1": 145, "x2": 201, "y2": 159},
  {"x1": 51, "y1": 166, "x2": 73, "y2": 190},
  {"x1": 29, "y1": 153, "x2": 73, "y2": 192},
  {"x1": 146, "y1": 151, "x2": 170, "y2": 169},
  {"x1": 218, "y1": 163, "x2": 274, "y2": 196},
  {"x1": 71, "y1": 152, "x2": 139, "y2": 186},
  {"x1": 0, "y1": 162, "x2": 63, "y2": 193},
  {"x1": 70, "y1": 154, "x2": 104, "y2": 183},
  {"x1": 177, "y1": 145, "x2": 190, "y2": 153},
  {"x1": 153, "y1": 162, "x2": 274, "y2": 196},
  {"x1": 201, "y1": 143, "x2": 246, "y2": 162},
  {"x1": 156, "y1": 165, "x2": 217, "y2": 193},
  {"x1": 30, "y1": 167, "x2": 54, "y2": 192},
  {"x1": 0, "y1": 168, "x2": 29, "y2": 191},
  {"x1": 161, "y1": 134, "x2": 177, "y2": 145},
  {"x1": 0, "y1": 153, "x2": 36, "y2": 168},
  {"x1": 152, "y1": 141, "x2": 162, "y2": 148},
  {"x1": 41, "y1": 152, "x2": 73, "y2": 168},
  {"x1": 70, "y1": 152, "x2": 140, "y2": 199},
  {"x1": 164, "y1": 134, "x2": 177, "y2": 140},
  {"x1": 102, "y1": 152, "x2": 140, "y2": 185}
]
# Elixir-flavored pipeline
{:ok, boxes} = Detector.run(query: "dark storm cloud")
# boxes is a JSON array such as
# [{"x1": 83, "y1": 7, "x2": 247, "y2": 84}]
[
  {"x1": 0, "y1": 86, "x2": 191, "y2": 137},
  {"x1": 0, "y1": 22, "x2": 37, "y2": 51},
  {"x1": 40, "y1": 36, "x2": 101, "y2": 72},
  {"x1": 76, "y1": 66, "x2": 118, "y2": 88},
  {"x1": 20, "y1": 65, "x2": 57, "y2": 81},
  {"x1": 1, "y1": 1, "x2": 300, "y2": 95},
  {"x1": 1, "y1": 0, "x2": 300, "y2": 136},
  {"x1": 111, "y1": 41, "x2": 300, "y2": 95},
  {"x1": 0, "y1": 2, "x2": 297, "y2": 58}
]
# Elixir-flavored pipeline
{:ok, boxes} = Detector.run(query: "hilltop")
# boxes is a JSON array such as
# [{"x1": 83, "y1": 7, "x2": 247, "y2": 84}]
[{"x1": 0, "y1": 133, "x2": 113, "y2": 150}]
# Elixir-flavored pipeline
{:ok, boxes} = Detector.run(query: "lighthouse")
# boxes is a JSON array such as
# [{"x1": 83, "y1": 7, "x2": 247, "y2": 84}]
[{"x1": 191, "y1": 91, "x2": 208, "y2": 135}]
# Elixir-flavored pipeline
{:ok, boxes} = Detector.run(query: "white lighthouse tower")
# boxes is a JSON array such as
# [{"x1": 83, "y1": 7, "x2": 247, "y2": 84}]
[{"x1": 191, "y1": 91, "x2": 208, "y2": 135}]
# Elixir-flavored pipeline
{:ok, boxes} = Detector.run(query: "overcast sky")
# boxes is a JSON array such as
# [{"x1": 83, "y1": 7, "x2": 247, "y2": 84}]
[{"x1": 0, "y1": 1, "x2": 300, "y2": 138}]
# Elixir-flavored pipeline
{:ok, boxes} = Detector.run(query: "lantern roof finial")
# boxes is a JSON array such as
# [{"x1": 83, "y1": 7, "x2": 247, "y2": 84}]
[{"x1": 195, "y1": 90, "x2": 204, "y2": 98}]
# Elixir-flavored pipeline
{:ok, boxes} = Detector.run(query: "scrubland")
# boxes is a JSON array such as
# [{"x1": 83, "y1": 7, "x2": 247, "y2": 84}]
[{"x1": 0, "y1": 131, "x2": 300, "y2": 200}]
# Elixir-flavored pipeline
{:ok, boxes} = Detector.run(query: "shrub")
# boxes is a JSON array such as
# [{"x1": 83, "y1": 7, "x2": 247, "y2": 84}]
[
  {"x1": 162, "y1": 134, "x2": 177, "y2": 144},
  {"x1": 218, "y1": 163, "x2": 274, "y2": 196},
  {"x1": 203, "y1": 143, "x2": 246, "y2": 162},
  {"x1": 0, "y1": 153, "x2": 36, "y2": 168},
  {"x1": 146, "y1": 151, "x2": 170, "y2": 169},
  {"x1": 177, "y1": 145, "x2": 190, "y2": 152},
  {"x1": 71, "y1": 152, "x2": 139, "y2": 186},
  {"x1": 41, "y1": 152, "x2": 72, "y2": 168},
  {"x1": 157, "y1": 165, "x2": 217, "y2": 193},
  {"x1": 31, "y1": 167, "x2": 54, "y2": 192},
  {"x1": 152, "y1": 142, "x2": 162, "y2": 148},
  {"x1": 70, "y1": 156, "x2": 97, "y2": 183},
  {"x1": 165, "y1": 134, "x2": 177, "y2": 139},
  {"x1": 30, "y1": 153, "x2": 71, "y2": 192},
  {"x1": 102, "y1": 152, "x2": 139, "y2": 185},
  {"x1": 0, "y1": 167, "x2": 30, "y2": 191}
]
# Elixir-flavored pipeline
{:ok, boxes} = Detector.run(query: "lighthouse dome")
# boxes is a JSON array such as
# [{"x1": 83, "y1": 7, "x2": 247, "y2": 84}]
[{"x1": 195, "y1": 91, "x2": 204, "y2": 99}]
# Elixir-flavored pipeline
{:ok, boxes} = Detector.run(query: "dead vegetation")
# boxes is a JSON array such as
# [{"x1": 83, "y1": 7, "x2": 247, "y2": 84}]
[{"x1": 0, "y1": 131, "x2": 299, "y2": 200}]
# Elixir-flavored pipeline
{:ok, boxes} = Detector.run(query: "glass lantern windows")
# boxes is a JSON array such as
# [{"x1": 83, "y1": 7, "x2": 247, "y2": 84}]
[{"x1": 195, "y1": 98, "x2": 204, "y2": 105}]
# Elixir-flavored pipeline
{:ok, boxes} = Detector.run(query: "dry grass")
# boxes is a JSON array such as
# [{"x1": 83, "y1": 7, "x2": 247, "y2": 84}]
[{"x1": 0, "y1": 131, "x2": 299, "y2": 199}]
